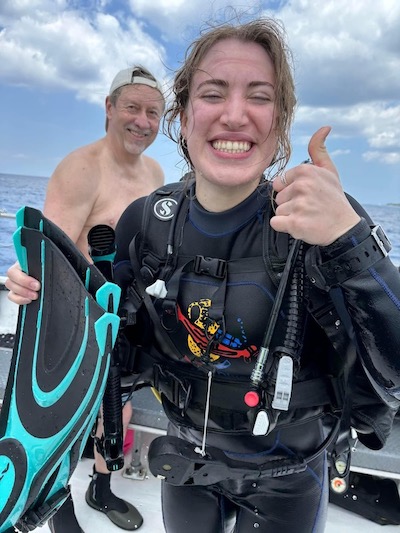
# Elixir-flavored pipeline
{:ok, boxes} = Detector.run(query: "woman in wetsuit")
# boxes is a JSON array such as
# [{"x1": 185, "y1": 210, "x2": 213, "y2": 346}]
[{"x1": 111, "y1": 18, "x2": 400, "y2": 533}]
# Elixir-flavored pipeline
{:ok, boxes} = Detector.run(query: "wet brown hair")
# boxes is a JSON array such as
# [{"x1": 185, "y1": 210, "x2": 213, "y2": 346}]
[{"x1": 163, "y1": 18, "x2": 296, "y2": 178}]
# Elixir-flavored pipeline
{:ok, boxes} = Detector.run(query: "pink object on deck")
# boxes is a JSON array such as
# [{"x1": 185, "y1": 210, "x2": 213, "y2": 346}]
[{"x1": 123, "y1": 428, "x2": 135, "y2": 455}]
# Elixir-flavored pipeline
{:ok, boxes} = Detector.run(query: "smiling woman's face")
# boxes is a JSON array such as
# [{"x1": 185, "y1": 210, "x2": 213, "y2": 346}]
[{"x1": 181, "y1": 38, "x2": 278, "y2": 198}]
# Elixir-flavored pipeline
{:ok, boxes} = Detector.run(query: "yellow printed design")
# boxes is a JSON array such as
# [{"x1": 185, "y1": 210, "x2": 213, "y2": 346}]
[
  {"x1": 176, "y1": 299, "x2": 257, "y2": 363},
  {"x1": 187, "y1": 299, "x2": 220, "y2": 361}
]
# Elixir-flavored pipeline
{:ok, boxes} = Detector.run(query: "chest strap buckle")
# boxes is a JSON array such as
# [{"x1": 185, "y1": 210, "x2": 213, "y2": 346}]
[{"x1": 194, "y1": 256, "x2": 227, "y2": 279}]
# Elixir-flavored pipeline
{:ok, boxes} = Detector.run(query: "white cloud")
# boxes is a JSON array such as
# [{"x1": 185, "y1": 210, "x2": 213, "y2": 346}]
[
  {"x1": 273, "y1": 0, "x2": 400, "y2": 106},
  {"x1": 0, "y1": 0, "x2": 67, "y2": 19},
  {"x1": 13, "y1": 152, "x2": 29, "y2": 160},
  {"x1": 330, "y1": 149, "x2": 351, "y2": 157},
  {"x1": 364, "y1": 151, "x2": 400, "y2": 165},
  {"x1": 127, "y1": 0, "x2": 263, "y2": 41},
  {"x1": 361, "y1": 104, "x2": 400, "y2": 150},
  {"x1": 0, "y1": 3, "x2": 168, "y2": 105},
  {"x1": 295, "y1": 101, "x2": 400, "y2": 162}
]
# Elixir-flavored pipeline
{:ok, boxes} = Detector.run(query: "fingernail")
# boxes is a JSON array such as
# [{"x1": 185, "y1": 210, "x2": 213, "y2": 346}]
[{"x1": 30, "y1": 281, "x2": 40, "y2": 290}]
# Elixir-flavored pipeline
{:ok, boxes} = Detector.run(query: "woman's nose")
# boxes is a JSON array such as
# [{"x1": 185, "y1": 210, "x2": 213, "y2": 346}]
[{"x1": 220, "y1": 96, "x2": 249, "y2": 129}]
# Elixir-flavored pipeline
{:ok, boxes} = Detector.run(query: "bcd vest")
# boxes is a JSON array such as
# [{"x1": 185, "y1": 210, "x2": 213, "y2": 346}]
[
  {"x1": 120, "y1": 180, "x2": 354, "y2": 437},
  {"x1": 117, "y1": 180, "x2": 397, "y2": 491}
]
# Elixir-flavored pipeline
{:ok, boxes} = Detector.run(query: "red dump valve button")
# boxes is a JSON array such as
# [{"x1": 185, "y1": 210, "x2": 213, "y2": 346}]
[{"x1": 244, "y1": 391, "x2": 260, "y2": 407}]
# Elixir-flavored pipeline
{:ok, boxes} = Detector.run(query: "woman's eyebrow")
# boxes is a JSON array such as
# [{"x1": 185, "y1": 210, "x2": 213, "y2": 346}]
[
  {"x1": 196, "y1": 79, "x2": 274, "y2": 90},
  {"x1": 248, "y1": 80, "x2": 275, "y2": 90},
  {"x1": 196, "y1": 79, "x2": 228, "y2": 90}
]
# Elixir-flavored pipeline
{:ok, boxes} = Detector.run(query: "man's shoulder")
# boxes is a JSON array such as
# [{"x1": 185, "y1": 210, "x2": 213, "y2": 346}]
[
  {"x1": 54, "y1": 139, "x2": 103, "y2": 173},
  {"x1": 49, "y1": 141, "x2": 107, "y2": 192},
  {"x1": 67, "y1": 138, "x2": 104, "y2": 162},
  {"x1": 141, "y1": 154, "x2": 164, "y2": 184}
]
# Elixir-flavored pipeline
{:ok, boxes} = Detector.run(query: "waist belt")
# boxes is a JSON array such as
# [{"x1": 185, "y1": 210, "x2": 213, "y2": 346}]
[
  {"x1": 153, "y1": 364, "x2": 344, "y2": 417},
  {"x1": 148, "y1": 424, "x2": 341, "y2": 487}
]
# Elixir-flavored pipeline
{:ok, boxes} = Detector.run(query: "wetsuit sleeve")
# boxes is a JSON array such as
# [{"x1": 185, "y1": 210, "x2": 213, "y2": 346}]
[
  {"x1": 306, "y1": 195, "x2": 400, "y2": 405},
  {"x1": 112, "y1": 197, "x2": 150, "y2": 371},
  {"x1": 113, "y1": 196, "x2": 146, "y2": 292}
]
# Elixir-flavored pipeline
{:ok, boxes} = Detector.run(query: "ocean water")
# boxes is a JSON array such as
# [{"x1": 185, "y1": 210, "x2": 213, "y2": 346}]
[
  {"x1": 1, "y1": 173, "x2": 50, "y2": 274},
  {"x1": 0, "y1": 172, "x2": 399, "y2": 275}
]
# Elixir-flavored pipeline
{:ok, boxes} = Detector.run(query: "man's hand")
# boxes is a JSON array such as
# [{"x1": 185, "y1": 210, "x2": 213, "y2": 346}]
[{"x1": 5, "y1": 262, "x2": 41, "y2": 305}]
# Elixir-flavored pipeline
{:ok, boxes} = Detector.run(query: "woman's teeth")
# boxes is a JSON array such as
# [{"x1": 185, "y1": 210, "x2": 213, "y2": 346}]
[{"x1": 212, "y1": 140, "x2": 251, "y2": 153}]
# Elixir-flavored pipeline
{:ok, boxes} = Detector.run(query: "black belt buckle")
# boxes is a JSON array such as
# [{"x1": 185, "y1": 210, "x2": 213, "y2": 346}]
[{"x1": 194, "y1": 256, "x2": 227, "y2": 279}]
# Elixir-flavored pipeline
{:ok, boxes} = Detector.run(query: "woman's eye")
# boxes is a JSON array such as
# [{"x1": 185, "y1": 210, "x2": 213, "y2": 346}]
[
  {"x1": 250, "y1": 95, "x2": 272, "y2": 103},
  {"x1": 202, "y1": 93, "x2": 223, "y2": 100}
]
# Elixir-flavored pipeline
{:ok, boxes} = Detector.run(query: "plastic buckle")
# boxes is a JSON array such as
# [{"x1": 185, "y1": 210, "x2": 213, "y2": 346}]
[
  {"x1": 194, "y1": 255, "x2": 227, "y2": 279},
  {"x1": 252, "y1": 409, "x2": 270, "y2": 436},
  {"x1": 371, "y1": 225, "x2": 391, "y2": 258},
  {"x1": 271, "y1": 355, "x2": 293, "y2": 411},
  {"x1": 146, "y1": 278, "x2": 168, "y2": 298}
]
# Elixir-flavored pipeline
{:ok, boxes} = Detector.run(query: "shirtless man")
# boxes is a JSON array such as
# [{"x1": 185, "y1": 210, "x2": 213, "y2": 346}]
[
  {"x1": 44, "y1": 66, "x2": 164, "y2": 260},
  {"x1": 5, "y1": 65, "x2": 165, "y2": 532}
]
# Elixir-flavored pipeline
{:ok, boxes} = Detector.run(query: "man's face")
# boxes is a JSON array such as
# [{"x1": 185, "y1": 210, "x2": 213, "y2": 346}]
[{"x1": 107, "y1": 84, "x2": 164, "y2": 154}]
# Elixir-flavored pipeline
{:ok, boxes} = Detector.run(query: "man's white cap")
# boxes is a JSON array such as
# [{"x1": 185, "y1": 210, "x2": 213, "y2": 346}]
[{"x1": 109, "y1": 66, "x2": 164, "y2": 98}]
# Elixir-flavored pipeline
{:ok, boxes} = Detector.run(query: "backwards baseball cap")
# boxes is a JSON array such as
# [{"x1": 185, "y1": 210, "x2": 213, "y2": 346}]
[
  {"x1": 105, "y1": 65, "x2": 164, "y2": 130},
  {"x1": 108, "y1": 66, "x2": 164, "y2": 98}
]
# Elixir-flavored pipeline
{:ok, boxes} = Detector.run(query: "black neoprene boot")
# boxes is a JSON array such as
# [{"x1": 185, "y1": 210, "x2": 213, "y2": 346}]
[
  {"x1": 85, "y1": 467, "x2": 143, "y2": 530},
  {"x1": 48, "y1": 494, "x2": 84, "y2": 533}
]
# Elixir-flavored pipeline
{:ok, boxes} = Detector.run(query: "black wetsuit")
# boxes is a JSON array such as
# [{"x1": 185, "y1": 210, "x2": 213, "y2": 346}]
[{"x1": 114, "y1": 182, "x2": 400, "y2": 533}]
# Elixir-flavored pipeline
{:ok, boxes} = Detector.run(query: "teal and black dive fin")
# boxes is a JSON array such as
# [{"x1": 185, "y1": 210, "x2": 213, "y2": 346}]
[{"x1": 0, "y1": 207, "x2": 121, "y2": 533}]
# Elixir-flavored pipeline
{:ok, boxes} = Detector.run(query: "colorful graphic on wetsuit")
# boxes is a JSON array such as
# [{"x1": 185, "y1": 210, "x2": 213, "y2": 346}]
[{"x1": 176, "y1": 299, "x2": 258, "y2": 367}]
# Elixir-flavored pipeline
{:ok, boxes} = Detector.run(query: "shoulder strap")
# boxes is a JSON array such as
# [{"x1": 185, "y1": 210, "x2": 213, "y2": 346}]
[
  {"x1": 139, "y1": 180, "x2": 192, "y2": 283},
  {"x1": 128, "y1": 233, "x2": 185, "y2": 363}
]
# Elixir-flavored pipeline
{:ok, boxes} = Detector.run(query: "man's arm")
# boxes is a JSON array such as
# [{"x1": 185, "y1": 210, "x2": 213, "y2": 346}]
[
  {"x1": 43, "y1": 147, "x2": 98, "y2": 253},
  {"x1": 5, "y1": 147, "x2": 98, "y2": 303}
]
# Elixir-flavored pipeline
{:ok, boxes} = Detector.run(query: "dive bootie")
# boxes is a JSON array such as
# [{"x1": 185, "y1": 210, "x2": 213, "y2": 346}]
[
  {"x1": 47, "y1": 494, "x2": 84, "y2": 533},
  {"x1": 85, "y1": 468, "x2": 143, "y2": 530}
]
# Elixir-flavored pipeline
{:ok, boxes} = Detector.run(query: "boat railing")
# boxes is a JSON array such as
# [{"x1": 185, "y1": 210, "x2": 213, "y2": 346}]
[{"x1": 0, "y1": 209, "x2": 16, "y2": 251}]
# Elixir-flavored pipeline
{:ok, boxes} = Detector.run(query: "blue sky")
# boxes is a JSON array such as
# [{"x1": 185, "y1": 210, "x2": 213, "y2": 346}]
[{"x1": 0, "y1": 0, "x2": 399, "y2": 205}]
